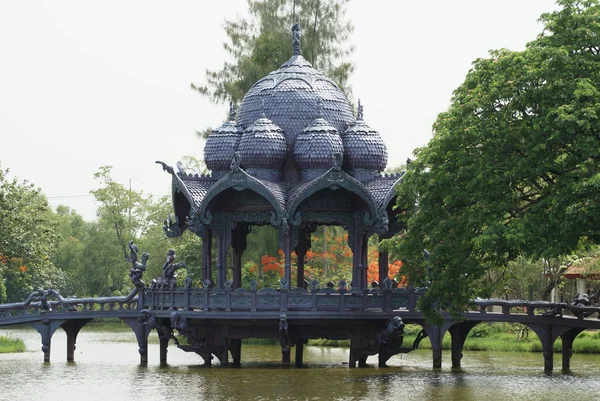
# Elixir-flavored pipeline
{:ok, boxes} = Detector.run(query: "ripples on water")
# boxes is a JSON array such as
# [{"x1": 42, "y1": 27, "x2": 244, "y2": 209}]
[{"x1": 1, "y1": 328, "x2": 600, "y2": 401}]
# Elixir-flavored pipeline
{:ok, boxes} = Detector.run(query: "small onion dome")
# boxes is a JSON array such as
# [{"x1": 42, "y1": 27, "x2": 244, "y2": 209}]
[
  {"x1": 238, "y1": 115, "x2": 287, "y2": 181},
  {"x1": 342, "y1": 103, "x2": 388, "y2": 181},
  {"x1": 294, "y1": 118, "x2": 344, "y2": 181},
  {"x1": 204, "y1": 103, "x2": 242, "y2": 179}
]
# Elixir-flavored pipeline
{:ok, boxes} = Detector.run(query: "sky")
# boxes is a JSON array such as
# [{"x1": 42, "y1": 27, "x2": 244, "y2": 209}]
[{"x1": 0, "y1": 0, "x2": 559, "y2": 221}]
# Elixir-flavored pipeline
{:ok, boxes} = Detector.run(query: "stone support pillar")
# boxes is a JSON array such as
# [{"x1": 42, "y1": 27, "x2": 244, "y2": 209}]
[
  {"x1": 295, "y1": 342, "x2": 304, "y2": 367},
  {"x1": 159, "y1": 336, "x2": 169, "y2": 365}
]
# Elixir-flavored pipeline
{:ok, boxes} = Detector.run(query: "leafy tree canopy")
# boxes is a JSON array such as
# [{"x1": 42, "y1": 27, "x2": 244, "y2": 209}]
[
  {"x1": 0, "y1": 164, "x2": 61, "y2": 301},
  {"x1": 391, "y1": 0, "x2": 600, "y2": 322},
  {"x1": 192, "y1": 0, "x2": 354, "y2": 107}
]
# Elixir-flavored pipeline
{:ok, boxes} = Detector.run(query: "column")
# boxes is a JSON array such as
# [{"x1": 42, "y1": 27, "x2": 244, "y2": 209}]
[
  {"x1": 295, "y1": 228, "x2": 307, "y2": 288},
  {"x1": 202, "y1": 229, "x2": 212, "y2": 283},
  {"x1": 217, "y1": 233, "x2": 227, "y2": 289},
  {"x1": 159, "y1": 336, "x2": 169, "y2": 365},
  {"x1": 232, "y1": 225, "x2": 246, "y2": 289},
  {"x1": 378, "y1": 241, "x2": 389, "y2": 288}
]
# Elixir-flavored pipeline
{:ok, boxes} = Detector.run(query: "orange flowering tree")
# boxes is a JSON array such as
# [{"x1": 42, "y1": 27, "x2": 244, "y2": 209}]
[{"x1": 244, "y1": 227, "x2": 406, "y2": 289}]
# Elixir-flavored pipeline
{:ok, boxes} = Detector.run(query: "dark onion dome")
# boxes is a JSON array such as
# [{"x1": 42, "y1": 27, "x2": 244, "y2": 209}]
[
  {"x1": 204, "y1": 102, "x2": 242, "y2": 179},
  {"x1": 294, "y1": 117, "x2": 344, "y2": 181},
  {"x1": 238, "y1": 114, "x2": 287, "y2": 181},
  {"x1": 236, "y1": 26, "x2": 354, "y2": 148},
  {"x1": 342, "y1": 100, "x2": 388, "y2": 182}
]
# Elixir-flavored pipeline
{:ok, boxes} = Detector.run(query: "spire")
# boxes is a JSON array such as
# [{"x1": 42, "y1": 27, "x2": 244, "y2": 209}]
[
  {"x1": 292, "y1": 23, "x2": 301, "y2": 56},
  {"x1": 228, "y1": 101, "x2": 236, "y2": 121},
  {"x1": 357, "y1": 99, "x2": 364, "y2": 121}
]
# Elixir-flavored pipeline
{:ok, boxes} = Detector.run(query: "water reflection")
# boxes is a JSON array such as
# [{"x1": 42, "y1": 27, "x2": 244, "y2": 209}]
[{"x1": 2, "y1": 328, "x2": 600, "y2": 401}]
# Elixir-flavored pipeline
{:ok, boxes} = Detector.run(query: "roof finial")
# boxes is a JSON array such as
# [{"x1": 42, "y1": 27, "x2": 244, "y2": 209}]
[
  {"x1": 357, "y1": 99, "x2": 364, "y2": 121},
  {"x1": 229, "y1": 100, "x2": 236, "y2": 121},
  {"x1": 292, "y1": 23, "x2": 301, "y2": 56}
]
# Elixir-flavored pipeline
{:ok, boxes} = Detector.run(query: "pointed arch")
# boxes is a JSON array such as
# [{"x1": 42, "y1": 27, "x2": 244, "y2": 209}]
[
  {"x1": 198, "y1": 169, "x2": 285, "y2": 226},
  {"x1": 287, "y1": 167, "x2": 378, "y2": 226}
]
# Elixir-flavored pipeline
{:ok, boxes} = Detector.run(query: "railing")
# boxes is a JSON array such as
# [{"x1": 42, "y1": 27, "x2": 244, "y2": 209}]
[
  {"x1": 0, "y1": 288, "x2": 139, "y2": 319},
  {"x1": 2, "y1": 286, "x2": 600, "y2": 323},
  {"x1": 473, "y1": 298, "x2": 600, "y2": 319},
  {"x1": 141, "y1": 285, "x2": 427, "y2": 312}
]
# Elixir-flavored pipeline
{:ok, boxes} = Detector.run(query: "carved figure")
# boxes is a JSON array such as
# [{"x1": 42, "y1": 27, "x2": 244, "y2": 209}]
[
  {"x1": 37, "y1": 289, "x2": 51, "y2": 312},
  {"x1": 127, "y1": 241, "x2": 149, "y2": 288},
  {"x1": 279, "y1": 314, "x2": 290, "y2": 351},
  {"x1": 356, "y1": 99, "x2": 364, "y2": 120},
  {"x1": 163, "y1": 215, "x2": 181, "y2": 238},
  {"x1": 292, "y1": 23, "x2": 301, "y2": 54},
  {"x1": 377, "y1": 316, "x2": 404, "y2": 346},
  {"x1": 162, "y1": 249, "x2": 186, "y2": 287},
  {"x1": 184, "y1": 276, "x2": 193, "y2": 289}
]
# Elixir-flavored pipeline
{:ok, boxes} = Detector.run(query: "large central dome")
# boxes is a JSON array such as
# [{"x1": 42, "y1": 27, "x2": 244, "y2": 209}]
[{"x1": 236, "y1": 54, "x2": 354, "y2": 147}]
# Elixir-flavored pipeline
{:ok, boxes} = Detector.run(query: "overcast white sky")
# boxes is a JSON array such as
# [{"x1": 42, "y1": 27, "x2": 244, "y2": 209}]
[{"x1": 0, "y1": 0, "x2": 558, "y2": 221}]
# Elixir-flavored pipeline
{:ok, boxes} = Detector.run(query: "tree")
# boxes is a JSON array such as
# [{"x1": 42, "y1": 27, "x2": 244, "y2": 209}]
[
  {"x1": 192, "y1": 0, "x2": 354, "y2": 114},
  {"x1": 391, "y1": 0, "x2": 600, "y2": 321},
  {"x1": 0, "y1": 165, "x2": 62, "y2": 302}
]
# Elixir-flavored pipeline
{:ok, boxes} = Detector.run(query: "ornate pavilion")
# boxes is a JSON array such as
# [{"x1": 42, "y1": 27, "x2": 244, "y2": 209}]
[{"x1": 158, "y1": 24, "x2": 404, "y2": 291}]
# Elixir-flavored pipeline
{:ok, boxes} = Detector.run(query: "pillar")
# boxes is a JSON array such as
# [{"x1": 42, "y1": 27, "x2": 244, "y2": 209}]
[
  {"x1": 361, "y1": 236, "x2": 368, "y2": 289},
  {"x1": 295, "y1": 342, "x2": 304, "y2": 367},
  {"x1": 576, "y1": 278, "x2": 587, "y2": 296},
  {"x1": 202, "y1": 229, "x2": 212, "y2": 283},
  {"x1": 378, "y1": 247, "x2": 389, "y2": 288},
  {"x1": 231, "y1": 339, "x2": 242, "y2": 366},
  {"x1": 561, "y1": 328, "x2": 584, "y2": 372},
  {"x1": 217, "y1": 233, "x2": 228, "y2": 289},
  {"x1": 232, "y1": 226, "x2": 247, "y2": 289},
  {"x1": 282, "y1": 348, "x2": 291, "y2": 366},
  {"x1": 424, "y1": 325, "x2": 443, "y2": 368},
  {"x1": 62, "y1": 319, "x2": 91, "y2": 362},
  {"x1": 351, "y1": 229, "x2": 366, "y2": 289},
  {"x1": 159, "y1": 336, "x2": 169, "y2": 364},
  {"x1": 283, "y1": 230, "x2": 292, "y2": 286},
  {"x1": 31, "y1": 320, "x2": 65, "y2": 363},
  {"x1": 542, "y1": 325, "x2": 554, "y2": 373},
  {"x1": 40, "y1": 322, "x2": 51, "y2": 362},
  {"x1": 121, "y1": 317, "x2": 151, "y2": 366},
  {"x1": 296, "y1": 228, "x2": 307, "y2": 288}
]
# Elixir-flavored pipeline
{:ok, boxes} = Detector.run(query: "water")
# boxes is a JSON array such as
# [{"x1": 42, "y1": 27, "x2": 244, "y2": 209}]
[{"x1": 1, "y1": 327, "x2": 600, "y2": 401}]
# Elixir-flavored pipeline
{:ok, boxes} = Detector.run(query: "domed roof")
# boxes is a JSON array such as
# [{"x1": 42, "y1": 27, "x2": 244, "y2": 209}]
[
  {"x1": 204, "y1": 102, "x2": 243, "y2": 177},
  {"x1": 238, "y1": 115, "x2": 287, "y2": 181},
  {"x1": 342, "y1": 101, "x2": 388, "y2": 181},
  {"x1": 294, "y1": 117, "x2": 344, "y2": 180},
  {"x1": 236, "y1": 28, "x2": 354, "y2": 147}
]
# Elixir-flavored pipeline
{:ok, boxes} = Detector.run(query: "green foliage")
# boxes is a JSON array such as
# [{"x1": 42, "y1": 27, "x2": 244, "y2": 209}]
[
  {"x1": 192, "y1": 0, "x2": 354, "y2": 109},
  {"x1": 0, "y1": 164, "x2": 63, "y2": 302},
  {"x1": 391, "y1": 0, "x2": 600, "y2": 322}
]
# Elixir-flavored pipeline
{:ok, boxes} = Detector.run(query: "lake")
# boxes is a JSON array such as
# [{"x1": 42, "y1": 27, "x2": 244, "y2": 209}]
[{"x1": 1, "y1": 327, "x2": 600, "y2": 401}]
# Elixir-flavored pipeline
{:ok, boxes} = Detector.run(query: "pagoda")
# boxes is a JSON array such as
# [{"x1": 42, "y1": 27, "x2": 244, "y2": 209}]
[{"x1": 158, "y1": 23, "x2": 405, "y2": 292}]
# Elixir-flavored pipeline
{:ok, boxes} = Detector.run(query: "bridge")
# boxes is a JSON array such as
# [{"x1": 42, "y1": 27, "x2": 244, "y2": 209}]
[{"x1": 1, "y1": 282, "x2": 599, "y2": 373}]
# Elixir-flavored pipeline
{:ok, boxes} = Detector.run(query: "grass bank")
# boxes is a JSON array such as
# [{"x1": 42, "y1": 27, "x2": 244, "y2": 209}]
[
  {"x1": 0, "y1": 336, "x2": 26, "y2": 353},
  {"x1": 307, "y1": 323, "x2": 600, "y2": 354}
]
